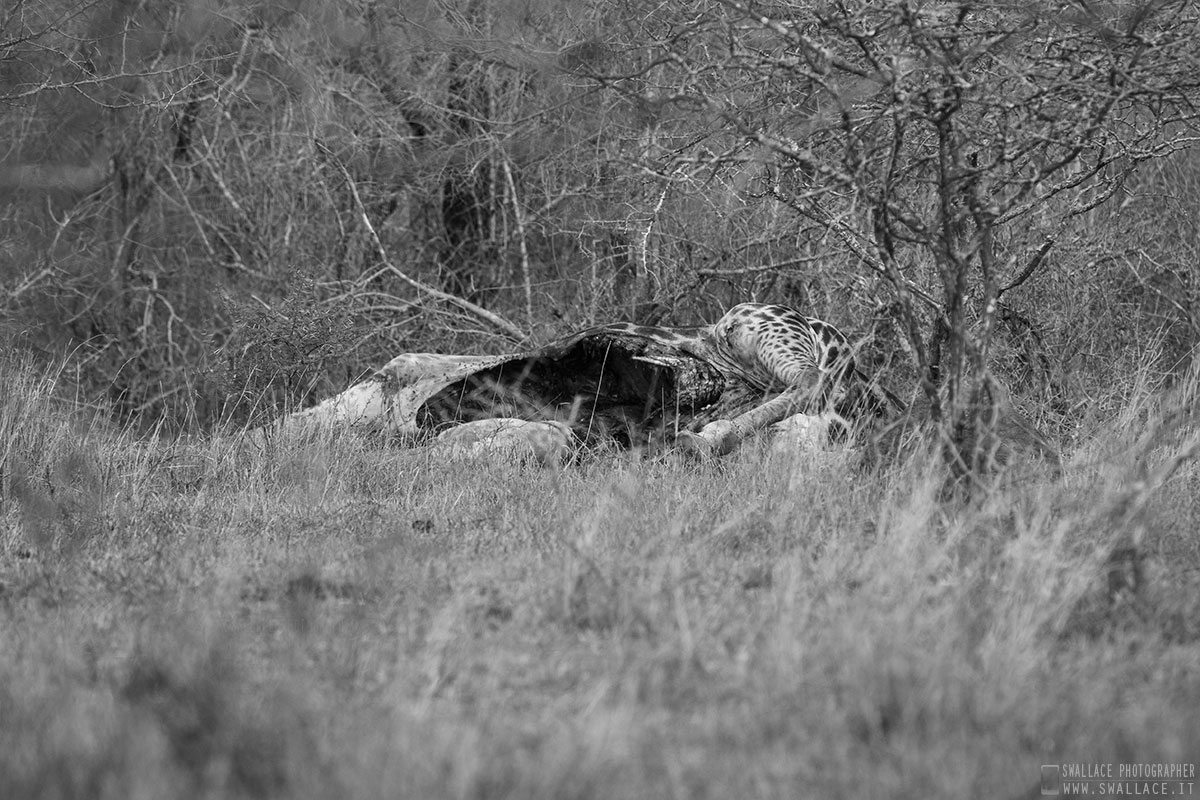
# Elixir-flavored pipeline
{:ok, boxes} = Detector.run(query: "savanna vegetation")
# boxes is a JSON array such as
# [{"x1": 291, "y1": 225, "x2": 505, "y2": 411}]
[{"x1": 3, "y1": 1, "x2": 1200, "y2": 798}]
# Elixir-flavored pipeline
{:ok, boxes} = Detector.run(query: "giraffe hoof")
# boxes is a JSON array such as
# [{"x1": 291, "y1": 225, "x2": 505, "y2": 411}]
[
  {"x1": 675, "y1": 431, "x2": 717, "y2": 461},
  {"x1": 676, "y1": 421, "x2": 738, "y2": 460}
]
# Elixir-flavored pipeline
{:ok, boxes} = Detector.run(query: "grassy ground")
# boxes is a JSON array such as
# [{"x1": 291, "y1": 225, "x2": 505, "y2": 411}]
[{"x1": 2, "y1": 359, "x2": 1199, "y2": 800}]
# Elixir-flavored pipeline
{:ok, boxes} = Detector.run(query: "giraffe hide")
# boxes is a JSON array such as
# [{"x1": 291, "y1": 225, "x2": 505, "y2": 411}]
[{"x1": 273, "y1": 324, "x2": 762, "y2": 448}]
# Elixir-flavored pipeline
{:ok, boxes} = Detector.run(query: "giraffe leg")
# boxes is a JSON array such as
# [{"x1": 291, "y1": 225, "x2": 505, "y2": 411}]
[{"x1": 677, "y1": 387, "x2": 814, "y2": 458}]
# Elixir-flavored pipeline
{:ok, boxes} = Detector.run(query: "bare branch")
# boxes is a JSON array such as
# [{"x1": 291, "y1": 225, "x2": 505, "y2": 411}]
[{"x1": 316, "y1": 141, "x2": 526, "y2": 344}]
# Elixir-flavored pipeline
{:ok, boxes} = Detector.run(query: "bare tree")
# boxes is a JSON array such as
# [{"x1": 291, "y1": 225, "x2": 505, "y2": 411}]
[{"x1": 588, "y1": 0, "x2": 1200, "y2": 471}]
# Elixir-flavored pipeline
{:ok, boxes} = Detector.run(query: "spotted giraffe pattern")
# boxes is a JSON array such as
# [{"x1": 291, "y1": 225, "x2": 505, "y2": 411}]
[
  {"x1": 564, "y1": 310, "x2": 857, "y2": 409},
  {"x1": 674, "y1": 303, "x2": 901, "y2": 457},
  {"x1": 705, "y1": 303, "x2": 855, "y2": 404},
  {"x1": 568, "y1": 321, "x2": 706, "y2": 348}
]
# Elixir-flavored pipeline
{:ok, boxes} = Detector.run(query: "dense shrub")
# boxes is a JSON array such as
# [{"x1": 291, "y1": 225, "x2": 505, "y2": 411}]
[{"x1": 0, "y1": 0, "x2": 1197, "y2": 437}]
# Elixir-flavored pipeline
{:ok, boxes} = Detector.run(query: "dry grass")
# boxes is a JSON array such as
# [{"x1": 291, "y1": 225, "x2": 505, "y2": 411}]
[{"x1": 2, "y1": 358, "x2": 1199, "y2": 800}]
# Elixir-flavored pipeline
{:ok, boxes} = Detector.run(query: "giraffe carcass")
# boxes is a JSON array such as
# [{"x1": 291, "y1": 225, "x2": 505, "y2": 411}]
[
  {"x1": 272, "y1": 323, "x2": 732, "y2": 451},
  {"x1": 267, "y1": 313, "x2": 902, "y2": 457}
]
